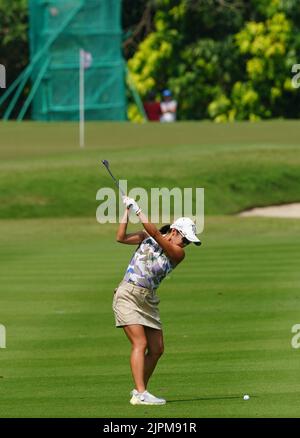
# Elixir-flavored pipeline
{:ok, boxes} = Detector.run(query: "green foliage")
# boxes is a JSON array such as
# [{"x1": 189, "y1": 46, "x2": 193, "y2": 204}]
[
  {"x1": 1, "y1": 0, "x2": 300, "y2": 121},
  {"x1": 128, "y1": 0, "x2": 300, "y2": 121},
  {"x1": 128, "y1": 27, "x2": 179, "y2": 97},
  {"x1": 213, "y1": 10, "x2": 298, "y2": 121},
  {"x1": 0, "y1": 0, "x2": 28, "y2": 45},
  {"x1": 0, "y1": 0, "x2": 29, "y2": 116},
  {"x1": 170, "y1": 36, "x2": 241, "y2": 120}
]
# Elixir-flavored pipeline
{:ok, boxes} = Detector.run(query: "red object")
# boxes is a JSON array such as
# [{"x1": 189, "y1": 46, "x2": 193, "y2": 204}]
[{"x1": 143, "y1": 101, "x2": 161, "y2": 121}]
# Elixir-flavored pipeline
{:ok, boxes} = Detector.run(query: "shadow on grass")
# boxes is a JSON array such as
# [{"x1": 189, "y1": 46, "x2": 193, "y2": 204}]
[{"x1": 167, "y1": 395, "x2": 246, "y2": 403}]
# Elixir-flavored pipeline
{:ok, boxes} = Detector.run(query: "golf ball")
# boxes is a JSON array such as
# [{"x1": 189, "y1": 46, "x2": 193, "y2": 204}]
[{"x1": 243, "y1": 394, "x2": 250, "y2": 400}]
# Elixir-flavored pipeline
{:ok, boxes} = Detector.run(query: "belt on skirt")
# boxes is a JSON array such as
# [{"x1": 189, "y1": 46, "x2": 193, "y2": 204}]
[{"x1": 123, "y1": 278, "x2": 157, "y2": 294}]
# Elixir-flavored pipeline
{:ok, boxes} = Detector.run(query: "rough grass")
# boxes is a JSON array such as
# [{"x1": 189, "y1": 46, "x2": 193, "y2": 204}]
[{"x1": 0, "y1": 121, "x2": 299, "y2": 219}]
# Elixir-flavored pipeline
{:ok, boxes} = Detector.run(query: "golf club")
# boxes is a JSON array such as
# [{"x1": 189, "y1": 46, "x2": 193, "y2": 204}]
[{"x1": 101, "y1": 159, "x2": 126, "y2": 197}]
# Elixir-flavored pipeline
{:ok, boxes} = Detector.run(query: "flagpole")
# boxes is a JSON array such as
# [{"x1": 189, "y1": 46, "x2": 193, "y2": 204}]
[{"x1": 79, "y1": 49, "x2": 85, "y2": 148}]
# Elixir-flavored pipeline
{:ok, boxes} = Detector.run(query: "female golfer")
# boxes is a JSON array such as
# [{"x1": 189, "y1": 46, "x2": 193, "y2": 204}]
[{"x1": 113, "y1": 196, "x2": 201, "y2": 405}]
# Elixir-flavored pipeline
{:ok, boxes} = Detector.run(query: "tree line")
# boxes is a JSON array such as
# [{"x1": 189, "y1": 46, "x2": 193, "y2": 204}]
[{"x1": 1, "y1": 0, "x2": 300, "y2": 121}]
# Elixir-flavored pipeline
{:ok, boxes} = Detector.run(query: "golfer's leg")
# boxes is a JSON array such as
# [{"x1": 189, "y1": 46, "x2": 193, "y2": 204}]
[
  {"x1": 123, "y1": 325, "x2": 147, "y2": 393},
  {"x1": 144, "y1": 327, "x2": 164, "y2": 387}
]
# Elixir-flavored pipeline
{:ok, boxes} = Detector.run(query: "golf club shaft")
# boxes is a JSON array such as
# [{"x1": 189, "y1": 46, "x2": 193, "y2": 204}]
[{"x1": 101, "y1": 161, "x2": 126, "y2": 197}]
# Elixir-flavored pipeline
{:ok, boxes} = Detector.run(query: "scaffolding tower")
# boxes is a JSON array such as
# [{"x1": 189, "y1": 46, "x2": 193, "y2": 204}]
[{"x1": 0, "y1": 0, "x2": 127, "y2": 121}]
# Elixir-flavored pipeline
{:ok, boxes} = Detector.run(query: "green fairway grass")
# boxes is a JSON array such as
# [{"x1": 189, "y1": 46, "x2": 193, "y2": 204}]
[
  {"x1": 1, "y1": 216, "x2": 300, "y2": 417},
  {"x1": 1, "y1": 121, "x2": 300, "y2": 417},
  {"x1": 0, "y1": 121, "x2": 300, "y2": 219}
]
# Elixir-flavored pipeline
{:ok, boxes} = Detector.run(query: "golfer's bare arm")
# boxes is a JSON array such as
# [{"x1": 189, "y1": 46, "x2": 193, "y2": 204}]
[
  {"x1": 116, "y1": 209, "x2": 184, "y2": 264},
  {"x1": 116, "y1": 208, "x2": 147, "y2": 244},
  {"x1": 137, "y1": 211, "x2": 185, "y2": 265}
]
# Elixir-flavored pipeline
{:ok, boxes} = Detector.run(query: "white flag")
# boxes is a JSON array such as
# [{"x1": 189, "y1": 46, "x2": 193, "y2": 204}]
[{"x1": 81, "y1": 51, "x2": 92, "y2": 69}]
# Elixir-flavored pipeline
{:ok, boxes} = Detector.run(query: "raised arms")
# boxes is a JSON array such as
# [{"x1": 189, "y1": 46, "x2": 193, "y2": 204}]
[
  {"x1": 116, "y1": 208, "x2": 147, "y2": 245},
  {"x1": 117, "y1": 197, "x2": 185, "y2": 265},
  {"x1": 137, "y1": 211, "x2": 185, "y2": 265}
]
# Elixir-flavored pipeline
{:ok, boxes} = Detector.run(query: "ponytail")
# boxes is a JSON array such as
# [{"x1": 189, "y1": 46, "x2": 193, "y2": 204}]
[{"x1": 159, "y1": 224, "x2": 171, "y2": 234}]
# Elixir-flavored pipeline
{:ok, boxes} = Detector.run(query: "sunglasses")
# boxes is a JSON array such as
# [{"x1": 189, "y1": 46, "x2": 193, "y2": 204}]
[{"x1": 178, "y1": 231, "x2": 190, "y2": 246}]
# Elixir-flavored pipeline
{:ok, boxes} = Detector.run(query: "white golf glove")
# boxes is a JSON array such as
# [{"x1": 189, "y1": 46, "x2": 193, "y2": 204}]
[
  {"x1": 122, "y1": 196, "x2": 141, "y2": 215},
  {"x1": 122, "y1": 195, "x2": 132, "y2": 208}
]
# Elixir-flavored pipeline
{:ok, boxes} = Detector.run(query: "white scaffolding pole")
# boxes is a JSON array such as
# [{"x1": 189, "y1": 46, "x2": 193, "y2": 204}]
[{"x1": 79, "y1": 49, "x2": 85, "y2": 148}]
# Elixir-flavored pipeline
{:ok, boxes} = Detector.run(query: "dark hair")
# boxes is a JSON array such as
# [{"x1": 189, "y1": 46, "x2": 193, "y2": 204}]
[
  {"x1": 146, "y1": 90, "x2": 157, "y2": 101},
  {"x1": 159, "y1": 224, "x2": 171, "y2": 234}
]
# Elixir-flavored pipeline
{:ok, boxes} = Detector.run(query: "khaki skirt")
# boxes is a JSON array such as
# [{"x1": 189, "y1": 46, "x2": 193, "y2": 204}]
[{"x1": 112, "y1": 280, "x2": 162, "y2": 330}]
